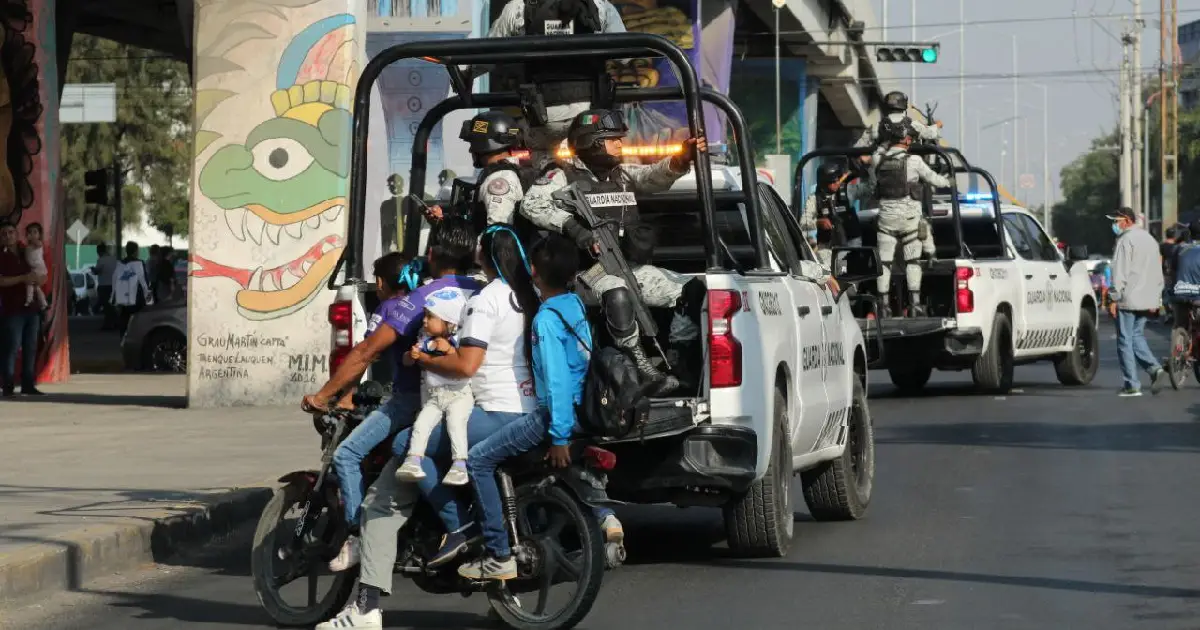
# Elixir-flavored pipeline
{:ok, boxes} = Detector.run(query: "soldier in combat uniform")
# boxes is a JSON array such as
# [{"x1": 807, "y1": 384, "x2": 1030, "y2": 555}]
[
  {"x1": 521, "y1": 109, "x2": 707, "y2": 393},
  {"x1": 871, "y1": 117, "x2": 951, "y2": 317}
]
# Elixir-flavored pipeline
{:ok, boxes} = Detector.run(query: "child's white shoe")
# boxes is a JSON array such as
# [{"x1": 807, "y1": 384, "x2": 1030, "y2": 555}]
[
  {"x1": 442, "y1": 459, "x2": 469, "y2": 486},
  {"x1": 396, "y1": 455, "x2": 426, "y2": 481}
]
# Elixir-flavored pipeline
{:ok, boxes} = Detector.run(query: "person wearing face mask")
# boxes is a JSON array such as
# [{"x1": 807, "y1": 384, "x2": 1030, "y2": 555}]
[
  {"x1": 520, "y1": 108, "x2": 707, "y2": 394},
  {"x1": 1107, "y1": 206, "x2": 1168, "y2": 397}
]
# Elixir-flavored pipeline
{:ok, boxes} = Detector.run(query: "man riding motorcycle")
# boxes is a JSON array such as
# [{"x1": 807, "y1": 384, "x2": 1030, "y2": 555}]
[{"x1": 520, "y1": 108, "x2": 707, "y2": 394}]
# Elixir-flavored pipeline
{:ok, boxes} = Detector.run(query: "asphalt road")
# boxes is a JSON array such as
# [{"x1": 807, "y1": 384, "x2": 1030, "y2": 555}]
[{"x1": 12, "y1": 328, "x2": 1200, "y2": 630}]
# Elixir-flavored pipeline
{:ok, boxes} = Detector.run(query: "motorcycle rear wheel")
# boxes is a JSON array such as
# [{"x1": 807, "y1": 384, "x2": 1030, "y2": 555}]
[
  {"x1": 252, "y1": 480, "x2": 356, "y2": 627},
  {"x1": 486, "y1": 484, "x2": 605, "y2": 630}
]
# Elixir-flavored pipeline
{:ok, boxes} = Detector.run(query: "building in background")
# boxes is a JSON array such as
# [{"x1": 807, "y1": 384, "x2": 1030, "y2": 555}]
[{"x1": 1179, "y1": 18, "x2": 1200, "y2": 110}]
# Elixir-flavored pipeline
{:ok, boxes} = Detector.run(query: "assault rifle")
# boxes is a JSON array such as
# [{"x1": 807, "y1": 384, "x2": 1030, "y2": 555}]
[{"x1": 551, "y1": 180, "x2": 659, "y2": 340}]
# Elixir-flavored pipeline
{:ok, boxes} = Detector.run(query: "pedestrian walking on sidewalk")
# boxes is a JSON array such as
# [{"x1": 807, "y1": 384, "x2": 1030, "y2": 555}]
[{"x1": 1108, "y1": 207, "x2": 1168, "y2": 397}]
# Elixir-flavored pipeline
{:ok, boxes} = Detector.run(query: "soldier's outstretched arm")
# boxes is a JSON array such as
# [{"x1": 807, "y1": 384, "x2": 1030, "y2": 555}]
[
  {"x1": 520, "y1": 170, "x2": 574, "y2": 232},
  {"x1": 624, "y1": 158, "x2": 688, "y2": 193},
  {"x1": 910, "y1": 118, "x2": 940, "y2": 141},
  {"x1": 481, "y1": 170, "x2": 526, "y2": 225},
  {"x1": 912, "y1": 156, "x2": 952, "y2": 189}
]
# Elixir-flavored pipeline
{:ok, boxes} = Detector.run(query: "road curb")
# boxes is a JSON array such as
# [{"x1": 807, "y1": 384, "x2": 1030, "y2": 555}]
[{"x1": 0, "y1": 483, "x2": 277, "y2": 605}]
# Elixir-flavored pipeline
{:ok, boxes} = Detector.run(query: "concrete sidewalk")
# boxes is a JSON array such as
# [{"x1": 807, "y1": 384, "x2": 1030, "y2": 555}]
[{"x1": 0, "y1": 374, "x2": 313, "y2": 604}]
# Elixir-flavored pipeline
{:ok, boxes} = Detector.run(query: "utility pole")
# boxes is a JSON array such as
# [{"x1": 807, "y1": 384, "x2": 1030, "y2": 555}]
[
  {"x1": 1012, "y1": 35, "x2": 1019, "y2": 195},
  {"x1": 1161, "y1": 0, "x2": 1180, "y2": 230},
  {"x1": 1132, "y1": 0, "x2": 1144, "y2": 217},
  {"x1": 113, "y1": 159, "x2": 124, "y2": 251},
  {"x1": 959, "y1": 0, "x2": 966, "y2": 155},
  {"x1": 1041, "y1": 86, "x2": 1050, "y2": 233},
  {"x1": 910, "y1": 0, "x2": 917, "y2": 99},
  {"x1": 882, "y1": 0, "x2": 888, "y2": 41},
  {"x1": 1120, "y1": 28, "x2": 1133, "y2": 209}
]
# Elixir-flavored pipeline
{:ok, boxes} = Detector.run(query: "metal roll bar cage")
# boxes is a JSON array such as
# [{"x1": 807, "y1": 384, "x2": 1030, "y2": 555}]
[
  {"x1": 338, "y1": 32, "x2": 762, "y2": 286},
  {"x1": 794, "y1": 145, "x2": 1007, "y2": 259}
]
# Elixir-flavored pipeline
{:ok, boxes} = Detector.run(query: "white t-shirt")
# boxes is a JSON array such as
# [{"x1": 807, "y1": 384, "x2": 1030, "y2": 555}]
[
  {"x1": 112, "y1": 259, "x2": 150, "y2": 306},
  {"x1": 459, "y1": 280, "x2": 536, "y2": 413}
]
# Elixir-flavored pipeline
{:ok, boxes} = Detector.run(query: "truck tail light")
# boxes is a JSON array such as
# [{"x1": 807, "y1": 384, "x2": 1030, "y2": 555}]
[
  {"x1": 955, "y1": 266, "x2": 975, "y2": 314},
  {"x1": 329, "y1": 300, "x2": 354, "y2": 377},
  {"x1": 708, "y1": 289, "x2": 742, "y2": 388}
]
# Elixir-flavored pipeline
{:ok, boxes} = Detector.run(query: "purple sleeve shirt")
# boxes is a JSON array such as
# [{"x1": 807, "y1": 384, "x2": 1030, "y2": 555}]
[{"x1": 370, "y1": 275, "x2": 482, "y2": 393}]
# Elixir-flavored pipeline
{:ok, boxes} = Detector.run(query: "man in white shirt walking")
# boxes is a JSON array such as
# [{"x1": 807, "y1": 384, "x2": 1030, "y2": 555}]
[{"x1": 1108, "y1": 207, "x2": 1168, "y2": 396}]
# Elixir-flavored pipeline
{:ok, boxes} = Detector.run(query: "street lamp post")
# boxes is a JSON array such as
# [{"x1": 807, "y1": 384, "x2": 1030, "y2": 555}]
[{"x1": 773, "y1": 0, "x2": 784, "y2": 154}]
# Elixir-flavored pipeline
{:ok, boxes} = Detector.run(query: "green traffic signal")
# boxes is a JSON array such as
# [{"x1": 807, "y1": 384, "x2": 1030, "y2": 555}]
[
  {"x1": 921, "y1": 47, "x2": 938, "y2": 63},
  {"x1": 875, "y1": 43, "x2": 940, "y2": 63}
]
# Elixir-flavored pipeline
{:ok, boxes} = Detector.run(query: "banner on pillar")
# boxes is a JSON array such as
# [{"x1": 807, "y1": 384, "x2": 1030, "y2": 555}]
[
  {"x1": 188, "y1": 1, "x2": 363, "y2": 406},
  {"x1": 0, "y1": 0, "x2": 65, "y2": 384}
]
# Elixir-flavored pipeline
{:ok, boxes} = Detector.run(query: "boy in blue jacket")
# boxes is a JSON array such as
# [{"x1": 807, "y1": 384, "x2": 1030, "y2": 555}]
[{"x1": 457, "y1": 233, "x2": 593, "y2": 580}]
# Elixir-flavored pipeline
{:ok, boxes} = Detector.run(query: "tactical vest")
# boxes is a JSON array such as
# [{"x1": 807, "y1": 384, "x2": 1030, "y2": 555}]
[
  {"x1": 522, "y1": 0, "x2": 610, "y2": 108},
  {"x1": 816, "y1": 188, "x2": 862, "y2": 244},
  {"x1": 875, "y1": 153, "x2": 914, "y2": 200},
  {"x1": 557, "y1": 162, "x2": 639, "y2": 234}
]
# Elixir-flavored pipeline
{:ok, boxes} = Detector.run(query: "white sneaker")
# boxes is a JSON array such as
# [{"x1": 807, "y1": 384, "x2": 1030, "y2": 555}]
[
  {"x1": 442, "y1": 460, "x2": 469, "y2": 486},
  {"x1": 328, "y1": 535, "x2": 360, "y2": 572},
  {"x1": 600, "y1": 514, "x2": 624, "y2": 543},
  {"x1": 395, "y1": 455, "x2": 426, "y2": 481},
  {"x1": 315, "y1": 603, "x2": 382, "y2": 629}
]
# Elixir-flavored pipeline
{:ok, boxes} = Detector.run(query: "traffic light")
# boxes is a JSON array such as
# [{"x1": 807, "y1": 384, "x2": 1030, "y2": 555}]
[
  {"x1": 876, "y1": 44, "x2": 939, "y2": 63},
  {"x1": 84, "y1": 168, "x2": 109, "y2": 205}
]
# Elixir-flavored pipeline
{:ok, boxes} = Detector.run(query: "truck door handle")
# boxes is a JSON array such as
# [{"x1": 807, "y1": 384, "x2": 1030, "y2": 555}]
[
  {"x1": 1049, "y1": 274, "x2": 1059, "y2": 279},
  {"x1": 821, "y1": 305, "x2": 834, "y2": 316},
  {"x1": 1024, "y1": 274, "x2": 1034, "y2": 279},
  {"x1": 797, "y1": 306, "x2": 811, "y2": 317}
]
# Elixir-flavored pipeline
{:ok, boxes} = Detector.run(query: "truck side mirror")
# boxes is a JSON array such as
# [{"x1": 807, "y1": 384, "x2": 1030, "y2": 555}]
[
  {"x1": 1067, "y1": 245, "x2": 1089, "y2": 261},
  {"x1": 832, "y1": 246, "x2": 882, "y2": 285}
]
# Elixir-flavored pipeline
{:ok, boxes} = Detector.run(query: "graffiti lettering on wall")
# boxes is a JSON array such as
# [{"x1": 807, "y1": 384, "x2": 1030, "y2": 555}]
[
  {"x1": 608, "y1": 0, "x2": 695, "y2": 147},
  {"x1": 193, "y1": 331, "x2": 290, "y2": 380},
  {"x1": 191, "y1": 3, "x2": 354, "y2": 321}
]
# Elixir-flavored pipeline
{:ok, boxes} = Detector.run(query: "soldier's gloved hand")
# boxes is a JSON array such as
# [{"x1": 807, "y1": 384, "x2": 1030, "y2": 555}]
[{"x1": 563, "y1": 218, "x2": 599, "y2": 256}]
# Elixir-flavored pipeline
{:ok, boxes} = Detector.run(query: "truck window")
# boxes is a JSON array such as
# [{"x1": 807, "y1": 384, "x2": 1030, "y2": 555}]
[
  {"x1": 1002, "y1": 215, "x2": 1036, "y2": 260},
  {"x1": 1013, "y1": 213, "x2": 1060, "y2": 261},
  {"x1": 755, "y1": 184, "x2": 803, "y2": 274}
]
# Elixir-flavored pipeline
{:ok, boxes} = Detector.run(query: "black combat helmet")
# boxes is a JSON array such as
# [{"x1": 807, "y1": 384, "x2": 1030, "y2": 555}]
[
  {"x1": 817, "y1": 161, "x2": 845, "y2": 187},
  {"x1": 567, "y1": 109, "x2": 628, "y2": 152},
  {"x1": 883, "y1": 91, "x2": 909, "y2": 114},
  {"x1": 460, "y1": 110, "x2": 523, "y2": 154}
]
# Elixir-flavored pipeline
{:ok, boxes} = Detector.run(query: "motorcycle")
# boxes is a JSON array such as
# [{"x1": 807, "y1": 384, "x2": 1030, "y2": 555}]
[{"x1": 251, "y1": 381, "x2": 617, "y2": 629}]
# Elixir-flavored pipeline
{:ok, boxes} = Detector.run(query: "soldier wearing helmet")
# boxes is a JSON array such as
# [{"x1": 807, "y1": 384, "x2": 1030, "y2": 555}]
[
  {"x1": 520, "y1": 108, "x2": 708, "y2": 393},
  {"x1": 869, "y1": 113, "x2": 952, "y2": 318},
  {"x1": 800, "y1": 160, "x2": 868, "y2": 269},
  {"x1": 855, "y1": 90, "x2": 942, "y2": 150}
]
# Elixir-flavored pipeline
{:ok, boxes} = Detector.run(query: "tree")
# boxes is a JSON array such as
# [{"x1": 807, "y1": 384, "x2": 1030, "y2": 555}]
[
  {"x1": 61, "y1": 35, "x2": 191, "y2": 243},
  {"x1": 1052, "y1": 132, "x2": 1119, "y2": 255}
]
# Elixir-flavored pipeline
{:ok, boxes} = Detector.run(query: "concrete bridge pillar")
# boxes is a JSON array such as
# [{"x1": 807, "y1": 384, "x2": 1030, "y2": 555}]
[
  {"x1": 0, "y1": 0, "x2": 65, "y2": 384},
  {"x1": 188, "y1": 0, "x2": 366, "y2": 406}
]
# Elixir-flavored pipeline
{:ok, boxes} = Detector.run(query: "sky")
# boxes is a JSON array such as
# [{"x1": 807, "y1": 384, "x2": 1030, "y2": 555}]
[{"x1": 865, "y1": 0, "x2": 1200, "y2": 209}]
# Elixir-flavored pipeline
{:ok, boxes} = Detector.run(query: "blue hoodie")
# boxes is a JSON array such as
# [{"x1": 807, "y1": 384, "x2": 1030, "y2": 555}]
[{"x1": 531, "y1": 293, "x2": 593, "y2": 445}]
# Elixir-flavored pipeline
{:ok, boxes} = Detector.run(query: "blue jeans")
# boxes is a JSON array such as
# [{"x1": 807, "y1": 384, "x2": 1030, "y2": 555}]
[
  {"x1": 1, "y1": 312, "x2": 39, "y2": 390},
  {"x1": 466, "y1": 409, "x2": 554, "y2": 557},
  {"x1": 391, "y1": 406, "x2": 526, "y2": 534},
  {"x1": 332, "y1": 392, "x2": 421, "y2": 528},
  {"x1": 1116, "y1": 309, "x2": 1161, "y2": 390}
]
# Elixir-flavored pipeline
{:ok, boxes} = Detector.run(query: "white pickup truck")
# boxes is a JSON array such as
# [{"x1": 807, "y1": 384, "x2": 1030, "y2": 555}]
[{"x1": 857, "y1": 196, "x2": 1100, "y2": 394}]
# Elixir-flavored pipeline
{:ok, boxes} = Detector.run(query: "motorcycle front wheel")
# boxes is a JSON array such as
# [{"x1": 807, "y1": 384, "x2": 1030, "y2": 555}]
[
  {"x1": 486, "y1": 483, "x2": 605, "y2": 630},
  {"x1": 251, "y1": 480, "x2": 356, "y2": 627}
]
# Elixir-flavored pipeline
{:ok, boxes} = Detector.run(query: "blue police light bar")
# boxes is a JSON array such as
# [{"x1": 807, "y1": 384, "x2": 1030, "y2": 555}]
[{"x1": 960, "y1": 192, "x2": 994, "y2": 202}]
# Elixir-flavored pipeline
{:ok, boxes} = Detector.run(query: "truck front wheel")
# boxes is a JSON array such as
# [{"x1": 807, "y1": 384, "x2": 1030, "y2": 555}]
[
  {"x1": 723, "y1": 385, "x2": 793, "y2": 558},
  {"x1": 972, "y1": 311, "x2": 1014, "y2": 394},
  {"x1": 801, "y1": 378, "x2": 874, "y2": 521}
]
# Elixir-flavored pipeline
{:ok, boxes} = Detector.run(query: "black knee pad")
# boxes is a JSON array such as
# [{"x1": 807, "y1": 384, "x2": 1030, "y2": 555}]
[{"x1": 602, "y1": 286, "x2": 638, "y2": 339}]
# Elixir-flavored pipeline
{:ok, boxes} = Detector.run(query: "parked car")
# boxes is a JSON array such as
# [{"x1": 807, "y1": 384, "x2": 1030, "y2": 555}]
[
  {"x1": 69, "y1": 268, "x2": 98, "y2": 315},
  {"x1": 122, "y1": 298, "x2": 187, "y2": 373}
]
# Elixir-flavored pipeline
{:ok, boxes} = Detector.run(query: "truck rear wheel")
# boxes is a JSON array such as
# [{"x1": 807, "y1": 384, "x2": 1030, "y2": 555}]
[
  {"x1": 1054, "y1": 308, "x2": 1099, "y2": 386},
  {"x1": 723, "y1": 385, "x2": 793, "y2": 557},
  {"x1": 887, "y1": 363, "x2": 932, "y2": 394},
  {"x1": 801, "y1": 378, "x2": 874, "y2": 521},
  {"x1": 972, "y1": 311, "x2": 1014, "y2": 394}
]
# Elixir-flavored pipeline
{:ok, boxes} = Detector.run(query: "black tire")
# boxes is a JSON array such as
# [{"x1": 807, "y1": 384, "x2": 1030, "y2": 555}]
[
  {"x1": 723, "y1": 385, "x2": 793, "y2": 557},
  {"x1": 252, "y1": 482, "x2": 355, "y2": 628},
  {"x1": 971, "y1": 311, "x2": 1014, "y2": 394},
  {"x1": 143, "y1": 329, "x2": 187, "y2": 373},
  {"x1": 801, "y1": 378, "x2": 874, "y2": 521},
  {"x1": 1054, "y1": 308, "x2": 1100, "y2": 386},
  {"x1": 887, "y1": 362, "x2": 932, "y2": 394},
  {"x1": 1167, "y1": 327, "x2": 1191, "y2": 390},
  {"x1": 486, "y1": 484, "x2": 605, "y2": 630}
]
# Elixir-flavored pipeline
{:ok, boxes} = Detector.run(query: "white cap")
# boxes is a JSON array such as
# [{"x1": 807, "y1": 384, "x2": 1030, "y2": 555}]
[{"x1": 424, "y1": 287, "x2": 469, "y2": 327}]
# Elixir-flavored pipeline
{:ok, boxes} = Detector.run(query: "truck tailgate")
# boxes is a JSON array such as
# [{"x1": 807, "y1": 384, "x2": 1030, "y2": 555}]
[
  {"x1": 858, "y1": 316, "x2": 957, "y2": 341},
  {"x1": 597, "y1": 399, "x2": 706, "y2": 445}
]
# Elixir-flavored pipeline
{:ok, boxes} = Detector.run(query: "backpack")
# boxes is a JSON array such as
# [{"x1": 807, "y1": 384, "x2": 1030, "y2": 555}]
[
  {"x1": 523, "y1": 0, "x2": 602, "y2": 36},
  {"x1": 548, "y1": 308, "x2": 650, "y2": 439}
]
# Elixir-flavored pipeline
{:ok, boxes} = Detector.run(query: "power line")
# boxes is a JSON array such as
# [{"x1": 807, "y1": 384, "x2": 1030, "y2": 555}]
[{"x1": 849, "y1": 6, "x2": 1200, "y2": 32}]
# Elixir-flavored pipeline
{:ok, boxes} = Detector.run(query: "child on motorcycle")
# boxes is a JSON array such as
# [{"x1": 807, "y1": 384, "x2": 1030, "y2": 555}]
[
  {"x1": 457, "y1": 232, "x2": 593, "y2": 581},
  {"x1": 397, "y1": 287, "x2": 475, "y2": 485}
]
